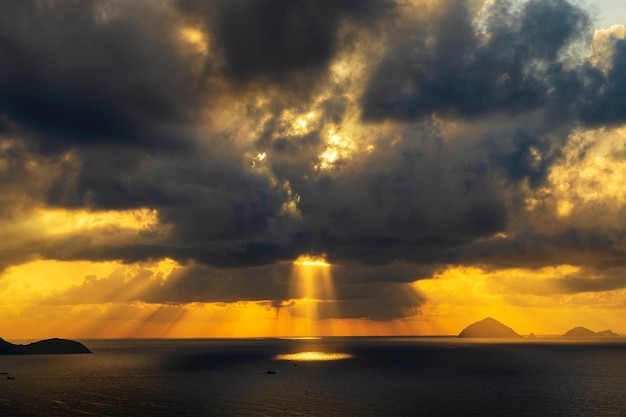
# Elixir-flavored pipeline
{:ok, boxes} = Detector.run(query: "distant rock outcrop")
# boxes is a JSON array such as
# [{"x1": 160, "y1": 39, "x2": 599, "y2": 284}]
[
  {"x1": 597, "y1": 330, "x2": 620, "y2": 337},
  {"x1": 0, "y1": 337, "x2": 91, "y2": 355},
  {"x1": 563, "y1": 327, "x2": 620, "y2": 337},
  {"x1": 458, "y1": 317, "x2": 521, "y2": 338}
]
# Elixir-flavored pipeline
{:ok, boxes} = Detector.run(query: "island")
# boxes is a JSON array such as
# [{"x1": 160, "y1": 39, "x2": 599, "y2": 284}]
[
  {"x1": 597, "y1": 330, "x2": 620, "y2": 337},
  {"x1": 563, "y1": 327, "x2": 620, "y2": 337},
  {"x1": 458, "y1": 317, "x2": 522, "y2": 338},
  {"x1": 0, "y1": 337, "x2": 91, "y2": 355}
]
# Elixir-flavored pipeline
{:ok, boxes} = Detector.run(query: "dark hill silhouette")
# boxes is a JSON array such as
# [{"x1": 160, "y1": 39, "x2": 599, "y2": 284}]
[
  {"x1": 564, "y1": 327, "x2": 620, "y2": 337},
  {"x1": 458, "y1": 317, "x2": 521, "y2": 338},
  {"x1": 0, "y1": 337, "x2": 91, "y2": 355},
  {"x1": 564, "y1": 327, "x2": 597, "y2": 337}
]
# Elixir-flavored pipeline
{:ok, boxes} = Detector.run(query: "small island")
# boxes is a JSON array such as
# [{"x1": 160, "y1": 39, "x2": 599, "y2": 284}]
[
  {"x1": 563, "y1": 327, "x2": 620, "y2": 337},
  {"x1": 458, "y1": 317, "x2": 522, "y2": 338},
  {"x1": 0, "y1": 337, "x2": 91, "y2": 355}
]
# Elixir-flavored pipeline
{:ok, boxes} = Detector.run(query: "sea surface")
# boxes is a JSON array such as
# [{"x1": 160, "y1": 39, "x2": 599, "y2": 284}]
[{"x1": 1, "y1": 337, "x2": 625, "y2": 416}]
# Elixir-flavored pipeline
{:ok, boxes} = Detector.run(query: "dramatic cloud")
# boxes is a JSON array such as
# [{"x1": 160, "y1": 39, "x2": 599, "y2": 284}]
[
  {"x1": 363, "y1": 0, "x2": 587, "y2": 120},
  {"x1": 0, "y1": 1, "x2": 214, "y2": 151},
  {"x1": 1, "y1": 0, "x2": 626, "y2": 330},
  {"x1": 208, "y1": 0, "x2": 395, "y2": 81}
]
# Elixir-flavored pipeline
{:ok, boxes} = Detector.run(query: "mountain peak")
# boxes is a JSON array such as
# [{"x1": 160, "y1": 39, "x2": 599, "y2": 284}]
[{"x1": 458, "y1": 317, "x2": 521, "y2": 338}]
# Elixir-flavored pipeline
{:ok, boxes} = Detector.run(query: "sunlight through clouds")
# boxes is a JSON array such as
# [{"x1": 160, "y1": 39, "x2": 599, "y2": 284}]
[
  {"x1": 532, "y1": 126, "x2": 626, "y2": 229},
  {"x1": 179, "y1": 26, "x2": 210, "y2": 55},
  {"x1": 288, "y1": 255, "x2": 338, "y2": 336},
  {"x1": 317, "y1": 128, "x2": 357, "y2": 170},
  {"x1": 1, "y1": 0, "x2": 626, "y2": 339},
  {"x1": 590, "y1": 25, "x2": 626, "y2": 73},
  {"x1": 37, "y1": 208, "x2": 159, "y2": 235}
]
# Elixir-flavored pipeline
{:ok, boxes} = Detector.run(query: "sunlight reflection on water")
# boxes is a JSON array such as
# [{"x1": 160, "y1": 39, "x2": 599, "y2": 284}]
[{"x1": 273, "y1": 351, "x2": 353, "y2": 361}]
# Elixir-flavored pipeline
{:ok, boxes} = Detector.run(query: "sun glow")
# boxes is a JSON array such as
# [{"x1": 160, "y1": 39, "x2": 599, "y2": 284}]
[
  {"x1": 43, "y1": 208, "x2": 158, "y2": 233},
  {"x1": 590, "y1": 25, "x2": 626, "y2": 74},
  {"x1": 536, "y1": 126, "x2": 626, "y2": 229},
  {"x1": 180, "y1": 27, "x2": 209, "y2": 55},
  {"x1": 279, "y1": 110, "x2": 319, "y2": 137},
  {"x1": 318, "y1": 128, "x2": 356, "y2": 170},
  {"x1": 274, "y1": 352, "x2": 353, "y2": 361},
  {"x1": 294, "y1": 255, "x2": 331, "y2": 267},
  {"x1": 251, "y1": 151, "x2": 267, "y2": 168}
]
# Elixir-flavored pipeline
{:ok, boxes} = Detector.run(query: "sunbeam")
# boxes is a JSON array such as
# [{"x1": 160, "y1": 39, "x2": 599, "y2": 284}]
[{"x1": 289, "y1": 254, "x2": 338, "y2": 336}]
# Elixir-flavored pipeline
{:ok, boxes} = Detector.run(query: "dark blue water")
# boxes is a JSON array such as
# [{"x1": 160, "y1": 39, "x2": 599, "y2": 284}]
[{"x1": 1, "y1": 337, "x2": 625, "y2": 416}]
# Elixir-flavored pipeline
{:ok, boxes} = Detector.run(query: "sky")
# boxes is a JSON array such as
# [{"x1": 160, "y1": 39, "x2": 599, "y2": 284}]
[{"x1": 1, "y1": 0, "x2": 626, "y2": 339}]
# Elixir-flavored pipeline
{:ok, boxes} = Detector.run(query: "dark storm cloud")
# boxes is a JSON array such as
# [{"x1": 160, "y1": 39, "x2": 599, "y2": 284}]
[
  {"x1": 283, "y1": 120, "x2": 508, "y2": 265},
  {"x1": 41, "y1": 239, "x2": 299, "y2": 269},
  {"x1": 0, "y1": 1, "x2": 209, "y2": 151},
  {"x1": 331, "y1": 263, "x2": 439, "y2": 284},
  {"x1": 192, "y1": 0, "x2": 394, "y2": 81},
  {"x1": 0, "y1": 139, "x2": 75, "y2": 271},
  {"x1": 41, "y1": 140, "x2": 304, "y2": 268},
  {"x1": 580, "y1": 38, "x2": 626, "y2": 125},
  {"x1": 459, "y1": 226, "x2": 626, "y2": 273},
  {"x1": 0, "y1": 140, "x2": 42, "y2": 215},
  {"x1": 486, "y1": 266, "x2": 626, "y2": 296},
  {"x1": 556, "y1": 269, "x2": 626, "y2": 294},
  {"x1": 362, "y1": 0, "x2": 591, "y2": 121},
  {"x1": 357, "y1": 0, "x2": 617, "y2": 201},
  {"x1": 349, "y1": 0, "x2": 626, "y2": 290},
  {"x1": 0, "y1": 0, "x2": 394, "y2": 153},
  {"x1": 487, "y1": 128, "x2": 564, "y2": 188},
  {"x1": 0, "y1": 0, "x2": 396, "y2": 269}
]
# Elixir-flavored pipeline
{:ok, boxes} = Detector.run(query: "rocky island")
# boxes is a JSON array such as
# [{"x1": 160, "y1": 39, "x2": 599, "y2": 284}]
[
  {"x1": 563, "y1": 327, "x2": 620, "y2": 337},
  {"x1": 458, "y1": 317, "x2": 522, "y2": 338},
  {"x1": 0, "y1": 337, "x2": 91, "y2": 355}
]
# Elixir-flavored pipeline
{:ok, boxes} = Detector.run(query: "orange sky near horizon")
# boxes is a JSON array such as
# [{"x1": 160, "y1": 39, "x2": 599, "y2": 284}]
[{"x1": 2, "y1": 255, "x2": 625, "y2": 339}]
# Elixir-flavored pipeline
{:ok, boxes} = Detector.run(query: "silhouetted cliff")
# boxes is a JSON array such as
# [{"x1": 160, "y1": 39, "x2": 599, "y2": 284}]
[{"x1": 0, "y1": 338, "x2": 91, "y2": 354}]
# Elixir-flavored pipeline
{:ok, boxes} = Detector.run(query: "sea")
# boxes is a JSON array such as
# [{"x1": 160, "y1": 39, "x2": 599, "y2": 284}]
[{"x1": 1, "y1": 337, "x2": 625, "y2": 416}]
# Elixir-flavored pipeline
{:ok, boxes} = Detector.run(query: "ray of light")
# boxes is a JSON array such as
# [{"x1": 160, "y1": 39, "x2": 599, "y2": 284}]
[{"x1": 288, "y1": 254, "x2": 338, "y2": 336}]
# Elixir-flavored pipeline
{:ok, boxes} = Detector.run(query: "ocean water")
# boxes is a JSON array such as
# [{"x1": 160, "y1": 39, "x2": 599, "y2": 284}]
[{"x1": 1, "y1": 337, "x2": 625, "y2": 416}]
